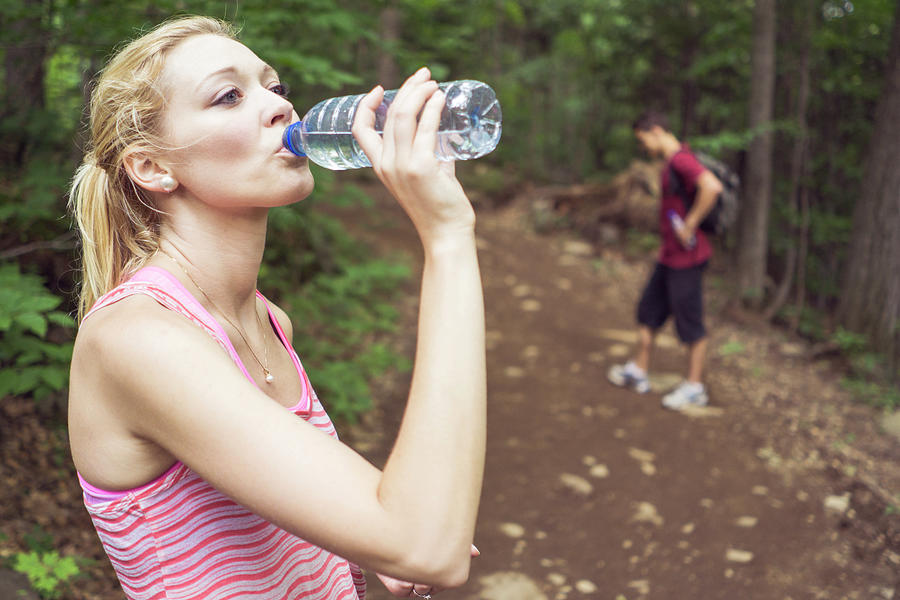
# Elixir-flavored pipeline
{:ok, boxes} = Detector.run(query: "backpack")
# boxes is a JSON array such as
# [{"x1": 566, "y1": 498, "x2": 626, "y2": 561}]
[{"x1": 669, "y1": 151, "x2": 740, "y2": 236}]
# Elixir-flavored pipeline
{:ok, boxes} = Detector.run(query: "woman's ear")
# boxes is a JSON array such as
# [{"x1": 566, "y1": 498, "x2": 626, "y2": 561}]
[{"x1": 123, "y1": 150, "x2": 178, "y2": 193}]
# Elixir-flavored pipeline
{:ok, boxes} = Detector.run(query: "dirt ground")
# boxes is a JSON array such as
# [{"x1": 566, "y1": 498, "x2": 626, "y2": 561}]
[
  {"x1": 342, "y1": 182, "x2": 900, "y2": 600},
  {"x1": 2, "y1": 179, "x2": 899, "y2": 600}
]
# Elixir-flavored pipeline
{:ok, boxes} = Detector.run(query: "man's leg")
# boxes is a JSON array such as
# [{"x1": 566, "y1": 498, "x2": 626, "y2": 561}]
[
  {"x1": 686, "y1": 336, "x2": 707, "y2": 383},
  {"x1": 662, "y1": 263, "x2": 709, "y2": 409},
  {"x1": 635, "y1": 325, "x2": 655, "y2": 373}
]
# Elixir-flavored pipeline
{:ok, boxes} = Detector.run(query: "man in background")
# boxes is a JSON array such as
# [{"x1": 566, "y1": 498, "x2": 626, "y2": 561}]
[{"x1": 607, "y1": 111, "x2": 723, "y2": 410}]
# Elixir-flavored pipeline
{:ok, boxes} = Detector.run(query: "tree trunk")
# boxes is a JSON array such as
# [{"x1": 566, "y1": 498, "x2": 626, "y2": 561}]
[
  {"x1": 838, "y1": 0, "x2": 900, "y2": 373},
  {"x1": 377, "y1": 2, "x2": 401, "y2": 89},
  {"x1": 1, "y1": 0, "x2": 49, "y2": 167},
  {"x1": 736, "y1": 0, "x2": 776, "y2": 308},
  {"x1": 765, "y1": 0, "x2": 815, "y2": 322}
]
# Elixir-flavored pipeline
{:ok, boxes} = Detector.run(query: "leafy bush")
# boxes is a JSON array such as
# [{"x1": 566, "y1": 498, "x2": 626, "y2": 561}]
[
  {"x1": 260, "y1": 179, "x2": 411, "y2": 423},
  {"x1": 13, "y1": 551, "x2": 80, "y2": 600},
  {"x1": 0, "y1": 264, "x2": 74, "y2": 401}
]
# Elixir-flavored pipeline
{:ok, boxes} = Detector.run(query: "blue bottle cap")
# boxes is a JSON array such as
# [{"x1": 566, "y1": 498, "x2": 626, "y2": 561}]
[{"x1": 282, "y1": 122, "x2": 306, "y2": 157}]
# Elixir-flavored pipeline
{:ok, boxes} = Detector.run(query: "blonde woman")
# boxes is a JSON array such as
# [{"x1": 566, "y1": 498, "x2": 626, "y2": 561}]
[{"x1": 67, "y1": 15, "x2": 485, "y2": 600}]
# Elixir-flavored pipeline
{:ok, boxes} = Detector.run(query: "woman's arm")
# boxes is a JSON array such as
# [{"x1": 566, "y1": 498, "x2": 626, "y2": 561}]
[{"x1": 72, "y1": 67, "x2": 486, "y2": 589}]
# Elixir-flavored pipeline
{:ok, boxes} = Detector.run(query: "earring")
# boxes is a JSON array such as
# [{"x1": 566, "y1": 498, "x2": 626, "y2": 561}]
[{"x1": 160, "y1": 175, "x2": 177, "y2": 192}]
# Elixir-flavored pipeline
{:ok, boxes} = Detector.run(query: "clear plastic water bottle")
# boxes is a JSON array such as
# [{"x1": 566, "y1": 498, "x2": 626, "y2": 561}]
[
  {"x1": 283, "y1": 80, "x2": 502, "y2": 170},
  {"x1": 667, "y1": 210, "x2": 696, "y2": 249}
]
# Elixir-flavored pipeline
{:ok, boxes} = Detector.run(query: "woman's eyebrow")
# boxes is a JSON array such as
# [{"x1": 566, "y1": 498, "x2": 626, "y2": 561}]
[{"x1": 195, "y1": 63, "x2": 278, "y2": 92}]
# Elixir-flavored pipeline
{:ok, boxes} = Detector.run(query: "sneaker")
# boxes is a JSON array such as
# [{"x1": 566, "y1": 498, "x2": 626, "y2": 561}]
[
  {"x1": 662, "y1": 381, "x2": 708, "y2": 410},
  {"x1": 607, "y1": 361, "x2": 650, "y2": 394}
]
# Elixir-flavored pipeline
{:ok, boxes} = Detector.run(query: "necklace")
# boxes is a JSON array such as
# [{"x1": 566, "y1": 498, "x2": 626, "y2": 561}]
[{"x1": 157, "y1": 248, "x2": 274, "y2": 384}]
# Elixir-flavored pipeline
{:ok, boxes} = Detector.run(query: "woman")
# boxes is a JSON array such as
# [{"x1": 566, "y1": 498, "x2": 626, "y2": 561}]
[{"x1": 67, "y1": 15, "x2": 485, "y2": 600}]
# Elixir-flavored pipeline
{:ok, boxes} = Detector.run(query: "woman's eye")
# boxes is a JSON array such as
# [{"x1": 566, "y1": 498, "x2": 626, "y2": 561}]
[
  {"x1": 271, "y1": 83, "x2": 290, "y2": 98},
  {"x1": 215, "y1": 88, "x2": 242, "y2": 105}
]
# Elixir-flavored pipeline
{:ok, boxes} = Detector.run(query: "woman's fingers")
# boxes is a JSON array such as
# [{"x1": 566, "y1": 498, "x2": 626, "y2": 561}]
[
  {"x1": 411, "y1": 88, "x2": 445, "y2": 161},
  {"x1": 352, "y1": 85, "x2": 386, "y2": 169},
  {"x1": 385, "y1": 79, "x2": 439, "y2": 166}
]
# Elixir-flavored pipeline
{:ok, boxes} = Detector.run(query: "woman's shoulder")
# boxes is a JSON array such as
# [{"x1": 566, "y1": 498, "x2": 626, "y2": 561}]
[{"x1": 73, "y1": 292, "x2": 214, "y2": 376}]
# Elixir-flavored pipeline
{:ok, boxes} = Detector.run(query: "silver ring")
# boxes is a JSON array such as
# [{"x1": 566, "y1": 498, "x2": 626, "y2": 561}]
[{"x1": 412, "y1": 590, "x2": 431, "y2": 599}]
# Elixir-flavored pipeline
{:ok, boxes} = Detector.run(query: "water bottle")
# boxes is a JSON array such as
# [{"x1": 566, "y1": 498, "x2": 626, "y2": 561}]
[
  {"x1": 283, "y1": 80, "x2": 502, "y2": 170},
  {"x1": 667, "y1": 210, "x2": 696, "y2": 249}
]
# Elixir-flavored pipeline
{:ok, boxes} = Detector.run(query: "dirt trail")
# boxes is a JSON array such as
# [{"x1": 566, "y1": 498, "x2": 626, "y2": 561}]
[{"x1": 341, "y1": 185, "x2": 900, "y2": 600}]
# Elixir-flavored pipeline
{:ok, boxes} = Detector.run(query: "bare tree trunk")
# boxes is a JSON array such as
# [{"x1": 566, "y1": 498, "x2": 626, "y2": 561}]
[
  {"x1": 838, "y1": 0, "x2": 900, "y2": 374},
  {"x1": 736, "y1": 0, "x2": 776, "y2": 308},
  {"x1": 765, "y1": 0, "x2": 815, "y2": 322},
  {"x1": 1, "y1": 0, "x2": 49, "y2": 167},
  {"x1": 377, "y1": 2, "x2": 401, "y2": 89}
]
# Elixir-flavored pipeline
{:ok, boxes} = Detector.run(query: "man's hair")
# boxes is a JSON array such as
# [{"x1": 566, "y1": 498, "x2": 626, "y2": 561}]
[{"x1": 632, "y1": 111, "x2": 670, "y2": 133}]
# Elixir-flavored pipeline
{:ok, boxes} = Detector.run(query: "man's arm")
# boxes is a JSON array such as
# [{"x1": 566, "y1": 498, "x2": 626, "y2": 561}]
[{"x1": 683, "y1": 170, "x2": 724, "y2": 233}]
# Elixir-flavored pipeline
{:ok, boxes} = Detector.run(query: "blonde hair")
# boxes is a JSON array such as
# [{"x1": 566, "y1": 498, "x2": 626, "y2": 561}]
[{"x1": 69, "y1": 15, "x2": 237, "y2": 322}]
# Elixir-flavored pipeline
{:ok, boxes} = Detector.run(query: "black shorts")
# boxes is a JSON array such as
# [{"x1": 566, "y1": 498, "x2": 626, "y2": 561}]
[{"x1": 636, "y1": 261, "x2": 707, "y2": 344}]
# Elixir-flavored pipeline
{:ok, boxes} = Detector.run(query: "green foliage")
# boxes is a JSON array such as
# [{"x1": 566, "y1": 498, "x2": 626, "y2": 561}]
[
  {"x1": 717, "y1": 340, "x2": 746, "y2": 357},
  {"x1": 260, "y1": 180, "x2": 411, "y2": 423},
  {"x1": 0, "y1": 264, "x2": 74, "y2": 401},
  {"x1": 13, "y1": 552, "x2": 80, "y2": 600}
]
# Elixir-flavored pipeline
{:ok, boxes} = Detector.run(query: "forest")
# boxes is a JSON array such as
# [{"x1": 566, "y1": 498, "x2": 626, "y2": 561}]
[{"x1": 0, "y1": 0, "x2": 898, "y2": 596}]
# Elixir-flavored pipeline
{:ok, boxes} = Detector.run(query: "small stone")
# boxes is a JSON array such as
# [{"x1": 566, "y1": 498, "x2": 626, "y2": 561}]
[
  {"x1": 631, "y1": 502, "x2": 663, "y2": 526},
  {"x1": 547, "y1": 573, "x2": 566, "y2": 586},
  {"x1": 614, "y1": 429, "x2": 627, "y2": 439},
  {"x1": 512, "y1": 284, "x2": 532, "y2": 297},
  {"x1": 752, "y1": 486, "x2": 768, "y2": 496},
  {"x1": 735, "y1": 516, "x2": 758, "y2": 528},
  {"x1": 522, "y1": 345, "x2": 541, "y2": 359},
  {"x1": 478, "y1": 571, "x2": 547, "y2": 600},
  {"x1": 582, "y1": 455, "x2": 597, "y2": 466},
  {"x1": 681, "y1": 522, "x2": 695, "y2": 534},
  {"x1": 700, "y1": 498, "x2": 714, "y2": 508},
  {"x1": 575, "y1": 580, "x2": 597, "y2": 594},
  {"x1": 535, "y1": 531, "x2": 548, "y2": 540},
  {"x1": 504, "y1": 366, "x2": 526, "y2": 378},
  {"x1": 540, "y1": 558, "x2": 554, "y2": 568},
  {"x1": 881, "y1": 411, "x2": 900, "y2": 442},
  {"x1": 725, "y1": 548, "x2": 754, "y2": 563},
  {"x1": 627, "y1": 580, "x2": 650, "y2": 595},
  {"x1": 560, "y1": 473, "x2": 593, "y2": 496},
  {"x1": 640, "y1": 462, "x2": 656, "y2": 476},
  {"x1": 521, "y1": 299, "x2": 542, "y2": 312},
  {"x1": 628, "y1": 448, "x2": 656, "y2": 462},
  {"x1": 563, "y1": 240, "x2": 594, "y2": 256},
  {"x1": 589, "y1": 464, "x2": 610, "y2": 479},
  {"x1": 608, "y1": 343, "x2": 630, "y2": 357},
  {"x1": 622, "y1": 539, "x2": 633, "y2": 549},
  {"x1": 824, "y1": 493, "x2": 851, "y2": 513},
  {"x1": 499, "y1": 522, "x2": 526, "y2": 538},
  {"x1": 555, "y1": 278, "x2": 573, "y2": 290},
  {"x1": 724, "y1": 568, "x2": 735, "y2": 578},
  {"x1": 588, "y1": 352, "x2": 605, "y2": 363},
  {"x1": 513, "y1": 539, "x2": 527, "y2": 556}
]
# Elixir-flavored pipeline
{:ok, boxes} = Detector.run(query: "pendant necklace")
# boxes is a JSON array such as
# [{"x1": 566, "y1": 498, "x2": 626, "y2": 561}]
[{"x1": 157, "y1": 248, "x2": 274, "y2": 383}]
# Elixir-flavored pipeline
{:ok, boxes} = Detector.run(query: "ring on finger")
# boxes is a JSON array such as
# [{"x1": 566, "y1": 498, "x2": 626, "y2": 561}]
[{"x1": 412, "y1": 589, "x2": 432, "y2": 599}]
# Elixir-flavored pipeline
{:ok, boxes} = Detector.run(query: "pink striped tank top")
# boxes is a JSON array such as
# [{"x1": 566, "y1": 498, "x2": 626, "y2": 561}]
[{"x1": 77, "y1": 267, "x2": 366, "y2": 600}]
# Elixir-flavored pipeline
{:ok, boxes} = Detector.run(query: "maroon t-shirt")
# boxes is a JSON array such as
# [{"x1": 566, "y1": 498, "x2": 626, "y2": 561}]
[{"x1": 658, "y1": 146, "x2": 712, "y2": 268}]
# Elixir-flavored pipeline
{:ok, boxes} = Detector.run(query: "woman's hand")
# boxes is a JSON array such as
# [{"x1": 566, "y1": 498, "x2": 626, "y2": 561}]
[
  {"x1": 376, "y1": 545, "x2": 481, "y2": 598},
  {"x1": 352, "y1": 67, "x2": 475, "y2": 250}
]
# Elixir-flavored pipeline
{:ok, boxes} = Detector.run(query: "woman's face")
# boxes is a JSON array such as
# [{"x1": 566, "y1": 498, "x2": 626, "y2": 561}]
[{"x1": 158, "y1": 34, "x2": 312, "y2": 209}]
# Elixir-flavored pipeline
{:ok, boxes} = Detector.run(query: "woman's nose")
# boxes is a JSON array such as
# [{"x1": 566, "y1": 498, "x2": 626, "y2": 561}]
[{"x1": 267, "y1": 93, "x2": 294, "y2": 127}]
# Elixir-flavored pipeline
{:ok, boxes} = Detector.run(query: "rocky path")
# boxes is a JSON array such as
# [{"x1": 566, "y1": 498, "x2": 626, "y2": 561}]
[{"x1": 344, "y1": 188, "x2": 900, "y2": 600}]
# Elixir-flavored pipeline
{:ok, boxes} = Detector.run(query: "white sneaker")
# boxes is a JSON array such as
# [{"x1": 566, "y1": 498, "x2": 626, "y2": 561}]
[
  {"x1": 662, "y1": 381, "x2": 708, "y2": 410},
  {"x1": 607, "y1": 361, "x2": 650, "y2": 394}
]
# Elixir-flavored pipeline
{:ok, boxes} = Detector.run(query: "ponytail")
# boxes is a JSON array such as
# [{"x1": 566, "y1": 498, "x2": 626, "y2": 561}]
[{"x1": 68, "y1": 16, "x2": 237, "y2": 323}]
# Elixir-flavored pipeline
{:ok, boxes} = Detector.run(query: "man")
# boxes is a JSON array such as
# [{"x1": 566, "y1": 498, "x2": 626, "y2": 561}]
[{"x1": 608, "y1": 111, "x2": 723, "y2": 410}]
